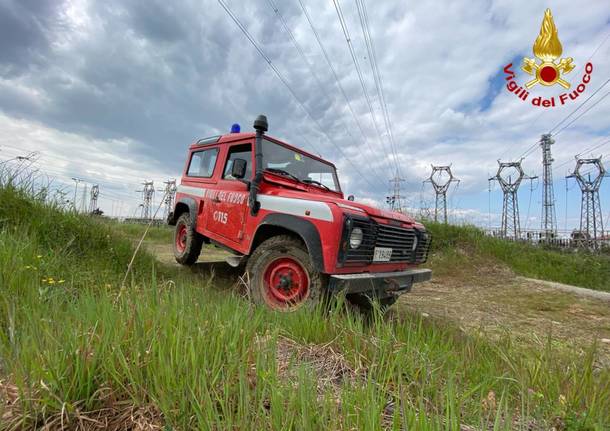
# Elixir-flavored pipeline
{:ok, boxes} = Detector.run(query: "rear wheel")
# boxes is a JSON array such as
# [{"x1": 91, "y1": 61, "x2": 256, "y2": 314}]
[
  {"x1": 173, "y1": 213, "x2": 203, "y2": 265},
  {"x1": 246, "y1": 235, "x2": 325, "y2": 311}
]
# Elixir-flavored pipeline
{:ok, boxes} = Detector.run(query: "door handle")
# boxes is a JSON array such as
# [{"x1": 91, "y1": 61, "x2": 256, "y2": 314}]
[{"x1": 212, "y1": 197, "x2": 221, "y2": 203}]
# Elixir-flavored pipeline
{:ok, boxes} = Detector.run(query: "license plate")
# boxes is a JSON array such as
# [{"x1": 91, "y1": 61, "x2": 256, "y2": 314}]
[{"x1": 373, "y1": 247, "x2": 392, "y2": 262}]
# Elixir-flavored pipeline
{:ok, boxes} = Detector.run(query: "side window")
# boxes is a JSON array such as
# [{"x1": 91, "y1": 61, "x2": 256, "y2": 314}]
[
  {"x1": 187, "y1": 148, "x2": 218, "y2": 178},
  {"x1": 223, "y1": 144, "x2": 252, "y2": 180}
]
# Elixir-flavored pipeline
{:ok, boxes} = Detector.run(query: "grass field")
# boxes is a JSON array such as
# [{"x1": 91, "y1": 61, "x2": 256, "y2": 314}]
[
  {"x1": 425, "y1": 222, "x2": 610, "y2": 292},
  {"x1": 1, "y1": 185, "x2": 609, "y2": 430}
]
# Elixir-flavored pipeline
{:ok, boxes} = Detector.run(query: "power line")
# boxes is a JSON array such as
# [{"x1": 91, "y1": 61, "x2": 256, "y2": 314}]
[
  {"x1": 548, "y1": 77, "x2": 610, "y2": 134},
  {"x1": 518, "y1": 87, "x2": 610, "y2": 161},
  {"x1": 217, "y1": 0, "x2": 383, "y2": 192},
  {"x1": 1, "y1": 146, "x2": 176, "y2": 205},
  {"x1": 0, "y1": 143, "x2": 155, "y2": 187},
  {"x1": 25, "y1": 164, "x2": 142, "y2": 199},
  {"x1": 553, "y1": 136, "x2": 610, "y2": 173},
  {"x1": 504, "y1": 30, "x2": 610, "y2": 163},
  {"x1": 553, "y1": 90, "x2": 610, "y2": 137},
  {"x1": 295, "y1": 0, "x2": 395, "y2": 178},
  {"x1": 331, "y1": 0, "x2": 399, "y2": 175},
  {"x1": 265, "y1": 0, "x2": 388, "y2": 182},
  {"x1": 354, "y1": 0, "x2": 402, "y2": 175}
]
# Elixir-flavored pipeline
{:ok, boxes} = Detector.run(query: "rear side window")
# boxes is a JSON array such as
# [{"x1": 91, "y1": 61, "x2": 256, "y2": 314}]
[{"x1": 187, "y1": 148, "x2": 218, "y2": 177}]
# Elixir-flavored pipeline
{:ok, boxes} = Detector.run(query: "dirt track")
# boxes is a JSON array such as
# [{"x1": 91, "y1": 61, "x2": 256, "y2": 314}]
[{"x1": 402, "y1": 272, "x2": 610, "y2": 365}]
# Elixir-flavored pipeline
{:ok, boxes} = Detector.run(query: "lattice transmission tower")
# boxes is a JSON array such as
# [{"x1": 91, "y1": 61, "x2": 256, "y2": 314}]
[
  {"x1": 137, "y1": 181, "x2": 155, "y2": 220},
  {"x1": 88, "y1": 184, "x2": 99, "y2": 213},
  {"x1": 489, "y1": 160, "x2": 537, "y2": 239},
  {"x1": 386, "y1": 170, "x2": 406, "y2": 213},
  {"x1": 423, "y1": 164, "x2": 459, "y2": 223},
  {"x1": 540, "y1": 134, "x2": 557, "y2": 239},
  {"x1": 159, "y1": 179, "x2": 177, "y2": 221},
  {"x1": 567, "y1": 157, "x2": 606, "y2": 249}
]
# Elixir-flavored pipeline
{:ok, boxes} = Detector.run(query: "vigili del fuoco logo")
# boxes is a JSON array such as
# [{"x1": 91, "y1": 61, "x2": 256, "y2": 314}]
[{"x1": 503, "y1": 8, "x2": 593, "y2": 108}]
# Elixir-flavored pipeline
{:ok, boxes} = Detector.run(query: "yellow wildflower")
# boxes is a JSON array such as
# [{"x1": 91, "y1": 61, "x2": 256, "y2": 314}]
[
  {"x1": 37, "y1": 255, "x2": 42, "y2": 259},
  {"x1": 58, "y1": 279, "x2": 65, "y2": 284}
]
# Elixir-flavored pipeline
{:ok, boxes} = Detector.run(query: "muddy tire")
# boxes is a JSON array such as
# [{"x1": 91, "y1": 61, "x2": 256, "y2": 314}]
[
  {"x1": 246, "y1": 235, "x2": 326, "y2": 311},
  {"x1": 173, "y1": 213, "x2": 203, "y2": 265},
  {"x1": 346, "y1": 293, "x2": 397, "y2": 315}
]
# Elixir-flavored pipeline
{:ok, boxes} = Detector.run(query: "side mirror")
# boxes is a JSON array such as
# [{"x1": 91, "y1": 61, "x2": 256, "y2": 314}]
[
  {"x1": 231, "y1": 158, "x2": 247, "y2": 179},
  {"x1": 347, "y1": 195, "x2": 355, "y2": 201}
]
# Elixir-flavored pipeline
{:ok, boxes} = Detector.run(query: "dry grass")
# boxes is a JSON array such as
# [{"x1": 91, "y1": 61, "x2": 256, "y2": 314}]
[
  {"x1": 1, "y1": 379, "x2": 163, "y2": 431},
  {"x1": 254, "y1": 334, "x2": 365, "y2": 399}
]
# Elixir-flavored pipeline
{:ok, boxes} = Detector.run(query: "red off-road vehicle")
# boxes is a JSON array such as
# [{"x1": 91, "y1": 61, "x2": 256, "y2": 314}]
[{"x1": 169, "y1": 115, "x2": 431, "y2": 311}]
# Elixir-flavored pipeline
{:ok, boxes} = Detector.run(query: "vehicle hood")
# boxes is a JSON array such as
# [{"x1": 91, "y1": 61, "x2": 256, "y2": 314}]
[
  {"x1": 260, "y1": 182, "x2": 422, "y2": 227},
  {"x1": 330, "y1": 197, "x2": 419, "y2": 225}
]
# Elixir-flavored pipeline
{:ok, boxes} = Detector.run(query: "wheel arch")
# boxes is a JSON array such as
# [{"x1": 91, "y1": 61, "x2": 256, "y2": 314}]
[
  {"x1": 250, "y1": 214, "x2": 325, "y2": 272},
  {"x1": 169, "y1": 197, "x2": 198, "y2": 227}
]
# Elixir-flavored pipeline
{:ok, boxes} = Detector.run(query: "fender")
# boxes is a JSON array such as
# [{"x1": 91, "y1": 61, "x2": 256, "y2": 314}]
[
  {"x1": 254, "y1": 213, "x2": 325, "y2": 272},
  {"x1": 170, "y1": 196, "x2": 198, "y2": 227}
]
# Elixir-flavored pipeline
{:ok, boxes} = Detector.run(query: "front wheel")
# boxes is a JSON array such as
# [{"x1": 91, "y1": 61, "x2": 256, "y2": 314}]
[
  {"x1": 173, "y1": 213, "x2": 203, "y2": 265},
  {"x1": 246, "y1": 235, "x2": 326, "y2": 311}
]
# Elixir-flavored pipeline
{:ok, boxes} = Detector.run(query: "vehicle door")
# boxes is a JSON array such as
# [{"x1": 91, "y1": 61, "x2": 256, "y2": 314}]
[{"x1": 204, "y1": 142, "x2": 252, "y2": 245}]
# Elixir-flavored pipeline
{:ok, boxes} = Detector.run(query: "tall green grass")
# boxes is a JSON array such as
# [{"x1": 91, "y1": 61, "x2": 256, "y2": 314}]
[
  {"x1": 426, "y1": 222, "x2": 610, "y2": 292},
  {"x1": 1, "y1": 186, "x2": 609, "y2": 429}
]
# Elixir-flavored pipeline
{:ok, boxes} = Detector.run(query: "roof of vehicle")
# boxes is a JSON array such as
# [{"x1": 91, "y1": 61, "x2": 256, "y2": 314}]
[{"x1": 189, "y1": 132, "x2": 335, "y2": 167}]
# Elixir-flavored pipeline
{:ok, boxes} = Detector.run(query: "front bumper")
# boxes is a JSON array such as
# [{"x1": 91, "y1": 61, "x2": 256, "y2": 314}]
[{"x1": 329, "y1": 268, "x2": 432, "y2": 297}]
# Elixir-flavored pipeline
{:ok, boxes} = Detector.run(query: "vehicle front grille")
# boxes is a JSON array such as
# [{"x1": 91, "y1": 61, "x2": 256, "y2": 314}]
[
  {"x1": 376, "y1": 224, "x2": 417, "y2": 262},
  {"x1": 339, "y1": 217, "x2": 431, "y2": 266}
]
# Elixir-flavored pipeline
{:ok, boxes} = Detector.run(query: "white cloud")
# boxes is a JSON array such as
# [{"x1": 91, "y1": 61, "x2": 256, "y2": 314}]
[{"x1": 0, "y1": 0, "x2": 608, "y2": 230}]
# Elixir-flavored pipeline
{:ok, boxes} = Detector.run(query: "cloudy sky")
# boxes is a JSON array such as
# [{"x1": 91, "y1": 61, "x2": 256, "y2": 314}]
[{"x1": 0, "y1": 0, "x2": 609, "y2": 231}]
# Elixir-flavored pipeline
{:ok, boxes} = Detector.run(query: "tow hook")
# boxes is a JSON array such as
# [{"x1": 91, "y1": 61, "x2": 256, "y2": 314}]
[{"x1": 384, "y1": 278, "x2": 402, "y2": 292}]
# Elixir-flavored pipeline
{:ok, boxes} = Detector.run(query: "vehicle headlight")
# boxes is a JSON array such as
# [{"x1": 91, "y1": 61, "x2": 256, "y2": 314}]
[
  {"x1": 349, "y1": 227, "x2": 363, "y2": 249},
  {"x1": 411, "y1": 235, "x2": 419, "y2": 251}
]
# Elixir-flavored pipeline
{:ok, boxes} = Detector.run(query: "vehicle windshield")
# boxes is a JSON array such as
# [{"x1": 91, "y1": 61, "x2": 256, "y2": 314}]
[{"x1": 262, "y1": 139, "x2": 340, "y2": 192}]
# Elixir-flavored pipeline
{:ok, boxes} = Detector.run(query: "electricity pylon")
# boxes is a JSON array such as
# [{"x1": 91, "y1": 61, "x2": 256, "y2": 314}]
[
  {"x1": 540, "y1": 134, "x2": 557, "y2": 239},
  {"x1": 89, "y1": 184, "x2": 99, "y2": 213},
  {"x1": 136, "y1": 181, "x2": 155, "y2": 220},
  {"x1": 158, "y1": 179, "x2": 177, "y2": 221},
  {"x1": 567, "y1": 157, "x2": 606, "y2": 249},
  {"x1": 489, "y1": 160, "x2": 537, "y2": 240},
  {"x1": 386, "y1": 170, "x2": 406, "y2": 213},
  {"x1": 423, "y1": 164, "x2": 459, "y2": 223},
  {"x1": 71, "y1": 177, "x2": 82, "y2": 212}
]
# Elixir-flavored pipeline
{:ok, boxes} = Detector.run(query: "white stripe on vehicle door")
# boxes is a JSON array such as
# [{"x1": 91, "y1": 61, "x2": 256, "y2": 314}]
[
  {"x1": 257, "y1": 194, "x2": 333, "y2": 222},
  {"x1": 176, "y1": 184, "x2": 206, "y2": 197},
  {"x1": 177, "y1": 185, "x2": 333, "y2": 222}
]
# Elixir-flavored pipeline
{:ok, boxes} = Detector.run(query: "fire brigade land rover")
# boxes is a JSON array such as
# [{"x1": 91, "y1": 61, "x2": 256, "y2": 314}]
[{"x1": 169, "y1": 115, "x2": 431, "y2": 312}]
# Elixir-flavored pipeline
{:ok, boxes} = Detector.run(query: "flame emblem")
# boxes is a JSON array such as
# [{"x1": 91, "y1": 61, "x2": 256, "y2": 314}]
[{"x1": 522, "y1": 9, "x2": 574, "y2": 89}]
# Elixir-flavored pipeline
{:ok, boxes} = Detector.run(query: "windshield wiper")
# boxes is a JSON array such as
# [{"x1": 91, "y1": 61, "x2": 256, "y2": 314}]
[
  {"x1": 266, "y1": 168, "x2": 332, "y2": 191},
  {"x1": 265, "y1": 168, "x2": 300, "y2": 183},
  {"x1": 302, "y1": 178, "x2": 331, "y2": 191}
]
